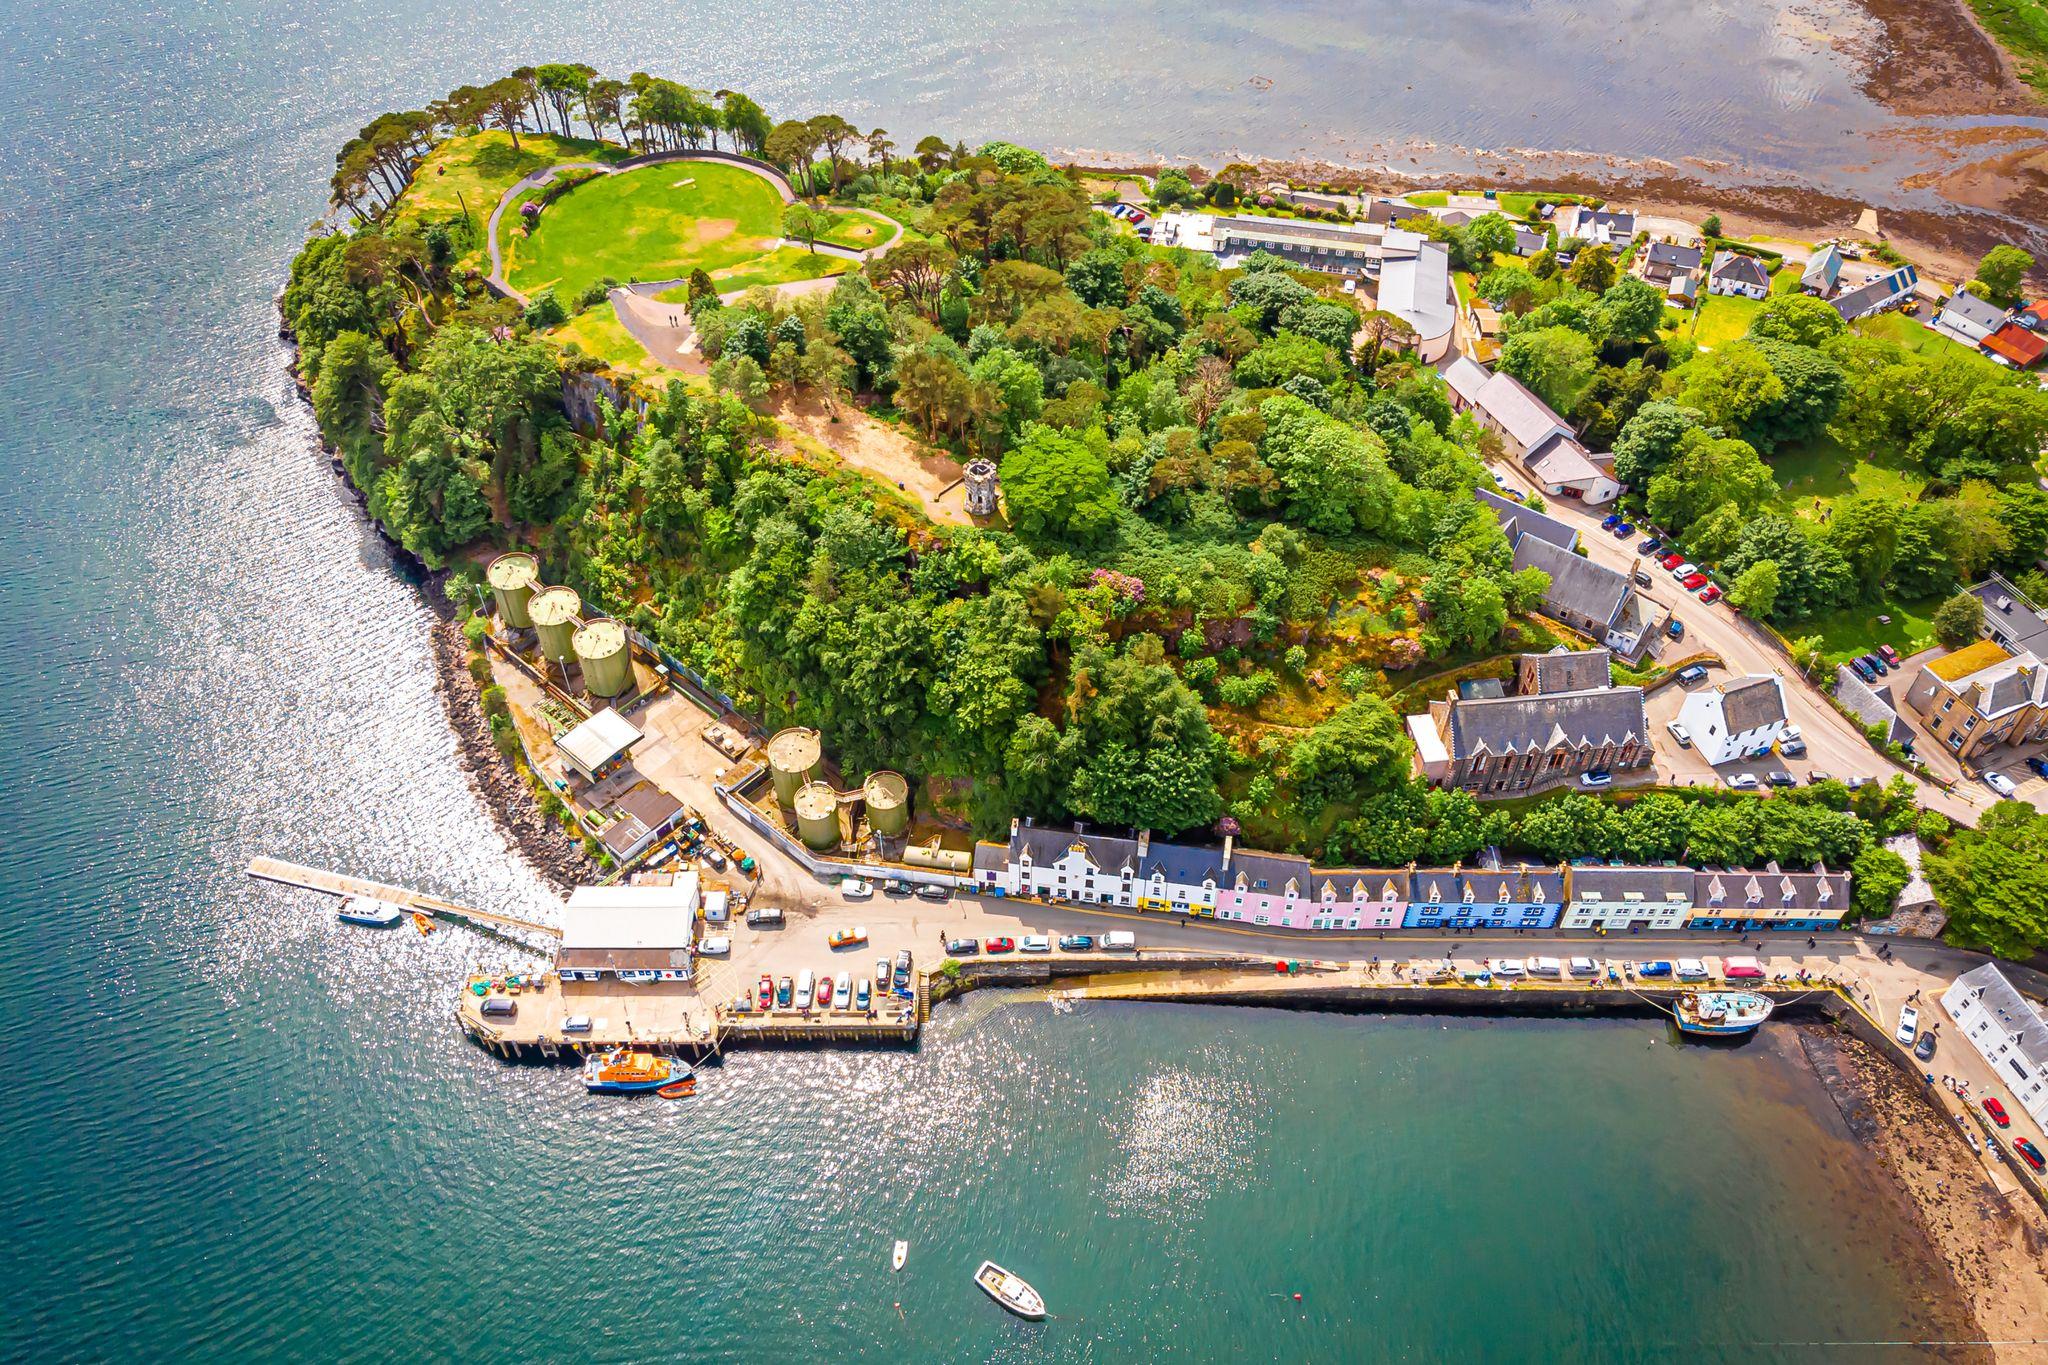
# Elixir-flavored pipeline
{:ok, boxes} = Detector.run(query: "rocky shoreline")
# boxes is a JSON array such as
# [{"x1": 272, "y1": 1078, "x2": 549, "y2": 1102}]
[{"x1": 1796, "y1": 1021, "x2": 2048, "y2": 1361}]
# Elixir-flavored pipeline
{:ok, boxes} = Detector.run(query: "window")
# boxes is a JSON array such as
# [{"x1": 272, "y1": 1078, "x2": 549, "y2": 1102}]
[{"x1": 1941, "y1": 698, "x2": 1954, "y2": 713}]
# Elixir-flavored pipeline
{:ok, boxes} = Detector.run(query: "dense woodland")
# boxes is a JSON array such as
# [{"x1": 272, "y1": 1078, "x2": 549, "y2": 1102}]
[{"x1": 284, "y1": 66, "x2": 2048, "y2": 954}]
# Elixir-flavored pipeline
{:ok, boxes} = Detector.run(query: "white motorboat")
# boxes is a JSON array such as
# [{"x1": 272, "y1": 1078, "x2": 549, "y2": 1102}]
[
  {"x1": 892, "y1": 1239, "x2": 908, "y2": 1271},
  {"x1": 974, "y1": 1260, "x2": 1046, "y2": 1320},
  {"x1": 337, "y1": 895, "x2": 403, "y2": 928}
]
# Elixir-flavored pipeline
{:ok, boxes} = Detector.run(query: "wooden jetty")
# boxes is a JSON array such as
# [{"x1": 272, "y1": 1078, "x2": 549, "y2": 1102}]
[{"x1": 245, "y1": 857, "x2": 562, "y2": 942}]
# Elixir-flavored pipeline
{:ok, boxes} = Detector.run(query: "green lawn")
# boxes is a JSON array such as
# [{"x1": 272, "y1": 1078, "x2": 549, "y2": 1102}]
[
  {"x1": 1404, "y1": 191, "x2": 1449, "y2": 207},
  {"x1": 1854, "y1": 310, "x2": 2000, "y2": 367},
  {"x1": 395, "y1": 131, "x2": 626, "y2": 267},
  {"x1": 1793, "y1": 595, "x2": 1945, "y2": 668},
  {"x1": 548, "y1": 307, "x2": 674, "y2": 384},
  {"x1": 815, "y1": 208, "x2": 893, "y2": 251},
  {"x1": 504, "y1": 161, "x2": 787, "y2": 301},
  {"x1": 1959, "y1": 0, "x2": 2048, "y2": 95},
  {"x1": 652, "y1": 246, "x2": 846, "y2": 303},
  {"x1": 1771, "y1": 431, "x2": 1928, "y2": 519},
  {"x1": 1684, "y1": 292, "x2": 1765, "y2": 348}
]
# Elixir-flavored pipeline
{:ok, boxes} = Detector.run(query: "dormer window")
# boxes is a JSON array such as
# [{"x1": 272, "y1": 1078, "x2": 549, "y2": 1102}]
[
  {"x1": 1462, "y1": 885, "x2": 1475, "y2": 905},
  {"x1": 1496, "y1": 885, "x2": 1511, "y2": 904}
]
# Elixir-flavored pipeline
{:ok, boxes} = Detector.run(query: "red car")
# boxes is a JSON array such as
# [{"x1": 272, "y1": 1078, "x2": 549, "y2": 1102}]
[
  {"x1": 2017, "y1": 1138, "x2": 2046, "y2": 1171},
  {"x1": 1878, "y1": 644, "x2": 1902, "y2": 666},
  {"x1": 1682, "y1": 572, "x2": 1709, "y2": 590},
  {"x1": 757, "y1": 976, "x2": 774, "y2": 1010},
  {"x1": 984, "y1": 937, "x2": 1016, "y2": 954},
  {"x1": 1697, "y1": 584, "x2": 1722, "y2": 604},
  {"x1": 1984, "y1": 1097, "x2": 2012, "y2": 1128},
  {"x1": 1659, "y1": 552, "x2": 1685, "y2": 571}
]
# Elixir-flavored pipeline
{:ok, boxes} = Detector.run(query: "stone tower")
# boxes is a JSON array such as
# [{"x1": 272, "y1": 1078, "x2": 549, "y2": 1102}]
[{"x1": 964, "y1": 459, "x2": 1000, "y2": 517}]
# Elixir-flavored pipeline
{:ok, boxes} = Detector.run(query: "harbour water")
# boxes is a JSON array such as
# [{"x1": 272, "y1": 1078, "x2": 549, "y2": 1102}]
[{"x1": 0, "y1": 1, "x2": 1997, "y2": 1356}]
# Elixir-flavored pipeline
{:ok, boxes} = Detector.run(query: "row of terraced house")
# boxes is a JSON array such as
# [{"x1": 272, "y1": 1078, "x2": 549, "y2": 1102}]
[{"x1": 971, "y1": 821, "x2": 1851, "y2": 933}]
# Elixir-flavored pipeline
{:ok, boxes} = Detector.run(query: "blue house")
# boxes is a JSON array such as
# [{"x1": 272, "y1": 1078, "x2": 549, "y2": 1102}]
[
  {"x1": 1686, "y1": 863, "x2": 1849, "y2": 933},
  {"x1": 1404, "y1": 862, "x2": 1565, "y2": 929}
]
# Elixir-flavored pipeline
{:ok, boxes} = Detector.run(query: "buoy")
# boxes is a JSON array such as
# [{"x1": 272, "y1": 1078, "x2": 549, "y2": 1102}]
[{"x1": 1293, "y1": 1293, "x2": 1303, "y2": 1301}]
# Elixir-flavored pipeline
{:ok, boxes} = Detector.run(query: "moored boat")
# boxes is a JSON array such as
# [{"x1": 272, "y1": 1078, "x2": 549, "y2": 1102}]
[
  {"x1": 892, "y1": 1239, "x2": 908, "y2": 1271},
  {"x1": 337, "y1": 895, "x2": 403, "y2": 928},
  {"x1": 974, "y1": 1260, "x2": 1046, "y2": 1320},
  {"x1": 583, "y1": 1047, "x2": 689, "y2": 1094},
  {"x1": 410, "y1": 911, "x2": 435, "y2": 935},
  {"x1": 1673, "y1": 990, "x2": 1773, "y2": 1037}
]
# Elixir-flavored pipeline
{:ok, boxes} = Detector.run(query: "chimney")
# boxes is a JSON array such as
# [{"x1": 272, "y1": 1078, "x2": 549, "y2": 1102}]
[
  {"x1": 1009, "y1": 817, "x2": 1019, "y2": 841},
  {"x1": 1222, "y1": 833, "x2": 1234, "y2": 870},
  {"x1": 1137, "y1": 829, "x2": 1150, "y2": 858}
]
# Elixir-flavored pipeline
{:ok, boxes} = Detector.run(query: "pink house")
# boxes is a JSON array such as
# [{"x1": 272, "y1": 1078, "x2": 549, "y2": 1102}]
[
  {"x1": 1305, "y1": 869, "x2": 1411, "y2": 930},
  {"x1": 1212, "y1": 850, "x2": 1315, "y2": 927}
]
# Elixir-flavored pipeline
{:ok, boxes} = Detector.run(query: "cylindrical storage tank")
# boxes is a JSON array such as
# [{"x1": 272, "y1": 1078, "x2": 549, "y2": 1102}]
[
  {"x1": 529, "y1": 586, "x2": 582, "y2": 663},
  {"x1": 486, "y1": 552, "x2": 540, "y2": 628},
  {"x1": 766, "y1": 727, "x2": 823, "y2": 808},
  {"x1": 902, "y1": 846, "x2": 972, "y2": 874},
  {"x1": 862, "y1": 770, "x2": 910, "y2": 837},
  {"x1": 572, "y1": 617, "x2": 633, "y2": 697},
  {"x1": 794, "y1": 781, "x2": 841, "y2": 852}
]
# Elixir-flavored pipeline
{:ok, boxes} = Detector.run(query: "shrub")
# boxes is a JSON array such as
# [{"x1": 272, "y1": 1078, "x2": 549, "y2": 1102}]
[{"x1": 522, "y1": 289, "x2": 567, "y2": 329}]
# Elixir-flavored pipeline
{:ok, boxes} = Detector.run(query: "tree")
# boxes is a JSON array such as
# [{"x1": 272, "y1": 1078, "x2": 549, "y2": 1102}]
[
  {"x1": 1726, "y1": 559, "x2": 1780, "y2": 617},
  {"x1": 1062, "y1": 636, "x2": 1225, "y2": 833},
  {"x1": 1643, "y1": 429, "x2": 1775, "y2": 534},
  {"x1": 1229, "y1": 269, "x2": 1315, "y2": 331},
  {"x1": 521, "y1": 289, "x2": 567, "y2": 329},
  {"x1": 998, "y1": 424, "x2": 1120, "y2": 543},
  {"x1": 309, "y1": 331, "x2": 394, "y2": 483},
  {"x1": 1256, "y1": 393, "x2": 1396, "y2": 535},
  {"x1": 1747, "y1": 292, "x2": 1847, "y2": 348},
  {"x1": 1236, "y1": 331, "x2": 1341, "y2": 389},
  {"x1": 1154, "y1": 169, "x2": 1195, "y2": 206},
  {"x1": 782, "y1": 202, "x2": 831, "y2": 252},
  {"x1": 1975, "y1": 245, "x2": 2034, "y2": 307},
  {"x1": 806, "y1": 113, "x2": 860, "y2": 189},
  {"x1": 1927, "y1": 802, "x2": 2048, "y2": 958},
  {"x1": 1277, "y1": 298, "x2": 1361, "y2": 353},
  {"x1": 482, "y1": 77, "x2": 529, "y2": 150},
  {"x1": 1932, "y1": 590, "x2": 1984, "y2": 650},
  {"x1": 1700, "y1": 214, "x2": 1722, "y2": 238},
  {"x1": 1565, "y1": 244, "x2": 1617, "y2": 294},
  {"x1": 1719, "y1": 515, "x2": 1851, "y2": 621},
  {"x1": 1822, "y1": 494, "x2": 1900, "y2": 600},
  {"x1": 1743, "y1": 337, "x2": 1846, "y2": 448},
  {"x1": 1513, "y1": 795, "x2": 1619, "y2": 862},
  {"x1": 1610, "y1": 399, "x2": 1701, "y2": 486},
  {"x1": 533, "y1": 63, "x2": 594, "y2": 136},
  {"x1": 866, "y1": 127, "x2": 895, "y2": 175},
  {"x1": 1598, "y1": 278, "x2": 1665, "y2": 342},
  {"x1": 1850, "y1": 845, "x2": 1911, "y2": 920},
  {"x1": 1463, "y1": 213, "x2": 1518, "y2": 262},
  {"x1": 1499, "y1": 325, "x2": 1597, "y2": 414},
  {"x1": 1675, "y1": 341, "x2": 1785, "y2": 439},
  {"x1": 1476, "y1": 265, "x2": 1539, "y2": 314},
  {"x1": 913, "y1": 134, "x2": 951, "y2": 172},
  {"x1": 763, "y1": 120, "x2": 819, "y2": 193},
  {"x1": 720, "y1": 92, "x2": 771, "y2": 153},
  {"x1": 865, "y1": 238, "x2": 956, "y2": 318}
]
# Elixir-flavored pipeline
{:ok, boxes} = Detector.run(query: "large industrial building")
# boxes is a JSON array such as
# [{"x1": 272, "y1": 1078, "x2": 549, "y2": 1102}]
[{"x1": 556, "y1": 878, "x2": 701, "y2": 983}]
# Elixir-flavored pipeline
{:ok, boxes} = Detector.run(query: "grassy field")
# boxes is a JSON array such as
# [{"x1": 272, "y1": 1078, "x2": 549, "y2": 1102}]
[
  {"x1": 1854, "y1": 310, "x2": 1998, "y2": 367},
  {"x1": 395, "y1": 131, "x2": 625, "y2": 267},
  {"x1": 816, "y1": 208, "x2": 892, "y2": 251},
  {"x1": 1772, "y1": 432, "x2": 1928, "y2": 519},
  {"x1": 1793, "y1": 594, "x2": 1945, "y2": 667},
  {"x1": 1683, "y1": 291, "x2": 1765, "y2": 348},
  {"x1": 1961, "y1": 0, "x2": 2048, "y2": 95},
  {"x1": 547, "y1": 308, "x2": 676, "y2": 384},
  {"x1": 652, "y1": 247, "x2": 846, "y2": 303},
  {"x1": 504, "y1": 161, "x2": 786, "y2": 300}
]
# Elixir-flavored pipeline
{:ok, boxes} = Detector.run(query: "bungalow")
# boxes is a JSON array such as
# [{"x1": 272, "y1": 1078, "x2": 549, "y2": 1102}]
[
  {"x1": 1526, "y1": 431, "x2": 1621, "y2": 506},
  {"x1": 1688, "y1": 862, "x2": 1849, "y2": 932},
  {"x1": 1800, "y1": 243, "x2": 1844, "y2": 295},
  {"x1": 1405, "y1": 862, "x2": 1566, "y2": 930},
  {"x1": 1831, "y1": 264, "x2": 1919, "y2": 322},
  {"x1": 1707, "y1": 250, "x2": 1772, "y2": 300},
  {"x1": 1637, "y1": 241, "x2": 1702, "y2": 290},
  {"x1": 1512, "y1": 226, "x2": 1548, "y2": 257},
  {"x1": 1475, "y1": 486, "x2": 1580, "y2": 552},
  {"x1": 1559, "y1": 865, "x2": 1695, "y2": 931},
  {"x1": 1557, "y1": 206, "x2": 1637, "y2": 249},
  {"x1": 1509, "y1": 534, "x2": 1666, "y2": 659},
  {"x1": 1932, "y1": 291, "x2": 2009, "y2": 348},
  {"x1": 1304, "y1": 869, "x2": 1411, "y2": 930},
  {"x1": 1674, "y1": 675, "x2": 1788, "y2": 765}
]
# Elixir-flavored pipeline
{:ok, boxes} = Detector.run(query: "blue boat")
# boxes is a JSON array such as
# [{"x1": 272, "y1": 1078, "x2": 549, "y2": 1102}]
[
  {"x1": 1673, "y1": 991, "x2": 1773, "y2": 1038},
  {"x1": 582, "y1": 1048, "x2": 690, "y2": 1094}
]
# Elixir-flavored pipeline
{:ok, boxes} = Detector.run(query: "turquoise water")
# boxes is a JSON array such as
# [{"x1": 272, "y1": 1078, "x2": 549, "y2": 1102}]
[{"x1": 0, "y1": 3, "x2": 1981, "y2": 1358}]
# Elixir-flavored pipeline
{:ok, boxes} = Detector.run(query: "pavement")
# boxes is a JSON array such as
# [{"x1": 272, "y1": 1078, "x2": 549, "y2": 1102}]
[{"x1": 1485, "y1": 462, "x2": 1988, "y2": 824}]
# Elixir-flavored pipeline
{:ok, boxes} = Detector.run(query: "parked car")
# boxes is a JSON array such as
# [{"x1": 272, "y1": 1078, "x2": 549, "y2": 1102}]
[
  {"x1": 1677, "y1": 663, "x2": 1708, "y2": 684},
  {"x1": 876, "y1": 958, "x2": 891, "y2": 989},
  {"x1": 945, "y1": 937, "x2": 979, "y2": 956},
  {"x1": 2028, "y1": 755, "x2": 2048, "y2": 780},
  {"x1": 1896, "y1": 1004, "x2": 1920, "y2": 1045},
  {"x1": 1666, "y1": 720, "x2": 1693, "y2": 747},
  {"x1": 1021, "y1": 935, "x2": 1052, "y2": 953},
  {"x1": 855, "y1": 978, "x2": 871, "y2": 1010},
  {"x1": 563, "y1": 1014, "x2": 591, "y2": 1033},
  {"x1": 1666, "y1": 618, "x2": 1685, "y2": 641},
  {"x1": 1611, "y1": 521, "x2": 1635, "y2": 538},
  {"x1": 1985, "y1": 771, "x2": 2020, "y2": 798},
  {"x1": 1878, "y1": 644, "x2": 1902, "y2": 666},
  {"x1": 839, "y1": 877, "x2": 874, "y2": 900},
  {"x1": 1846, "y1": 775, "x2": 1871, "y2": 789},
  {"x1": 827, "y1": 925, "x2": 868, "y2": 949},
  {"x1": 758, "y1": 977, "x2": 774, "y2": 1010},
  {"x1": 915, "y1": 884, "x2": 951, "y2": 903},
  {"x1": 699, "y1": 936, "x2": 731, "y2": 956},
  {"x1": 1491, "y1": 958, "x2": 1528, "y2": 978},
  {"x1": 1526, "y1": 957, "x2": 1564, "y2": 977},
  {"x1": 1660, "y1": 552, "x2": 1686, "y2": 571},
  {"x1": 1914, "y1": 1031, "x2": 1937, "y2": 1061},
  {"x1": 1058, "y1": 934, "x2": 1094, "y2": 951},
  {"x1": 1849, "y1": 657, "x2": 1876, "y2": 683},
  {"x1": 794, "y1": 970, "x2": 815, "y2": 1009},
  {"x1": 1766, "y1": 771, "x2": 1797, "y2": 789},
  {"x1": 1808, "y1": 771, "x2": 1832, "y2": 785},
  {"x1": 1778, "y1": 727, "x2": 1806, "y2": 757},
  {"x1": 1672, "y1": 562, "x2": 1699, "y2": 580},
  {"x1": 776, "y1": 975, "x2": 793, "y2": 1007},
  {"x1": 1100, "y1": 931, "x2": 1137, "y2": 951},
  {"x1": 745, "y1": 906, "x2": 786, "y2": 928},
  {"x1": 1675, "y1": 959, "x2": 1710, "y2": 980},
  {"x1": 833, "y1": 973, "x2": 852, "y2": 1009},
  {"x1": 1568, "y1": 957, "x2": 1598, "y2": 976},
  {"x1": 1602, "y1": 513, "x2": 1621, "y2": 530},
  {"x1": 1984, "y1": 1097, "x2": 2011, "y2": 1128},
  {"x1": 1861, "y1": 652, "x2": 1888, "y2": 676},
  {"x1": 1697, "y1": 584, "x2": 1722, "y2": 604},
  {"x1": 1579, "y1": 769, "x2": 1612, "y2": 789},
  {"x1": 1633, "y1": 569, "x2": 1654, "y2": 587},
  {"x1": 894, "y1": 948, "x2": 913, "y2": 987},
  {"x1": 883, "y1": 878, "x2": 913, "y2": 898},
  {"x1": 985, "y1": 937, "x2": 1017, "y2": 954},
  {"x1": 1681, "y1": 572, "x2": 1709, "y2": 591},
  {"x1": 1638, "y1": 536, "x2": 1663, "y2": 554},
  {"x1": 1637, "y1": 960, "x2": 1673, "y2": 978},
  {"x1": 1724, "y1": 956, "x2": 1764, "y2": 979},
  {"x1": 2017, "y1": 1138, "x2": 2046, "y2": 1172},
  {"x1": 1726, "y1": 773, "x2": 1760, "y2": 790}
]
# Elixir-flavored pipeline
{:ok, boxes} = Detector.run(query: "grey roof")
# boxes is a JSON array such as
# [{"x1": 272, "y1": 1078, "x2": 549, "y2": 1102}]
[
  {"x1": 1695, "y1": 860, "x2": 1846, "y2": 912},
  {"x1": 1365, "y1": 199, "x2": 1430, "y2": 225},
  {"x1": 1521, "y1": 648, "x2": 1612, "y2": 695},
  {"x1": 1572, "y1": 208, "x2": 1636, "y2": 239},
  {"x1": 1833, "y1": 666, "x2": 1910, "y2": 746},
  {"x1": 1510, "y1": 535, "x2": 1632, "y2": 628},
  {"x1": 1309, "y1": 868, "x2": 1412, "y2": 901},
  {"x1": 1474, "y1": 370, "x2": 1570, "y2": 450},
  {"x1": 1212, "y1": 215, "x2": 1380, "y2": 252},
  {"x1": 1419, "y1": 865, "x2": 1566, "y2": 905},
  {"x1": 1971, "y1": 575, "x2": 2048, "y2": 656},
  {"x1": 1513, "y1": 227, "x2": 1547, "y2": 256},
  {"x1": 1831, "y1": 266, "x2": 1918, "y2": 320},
  {"x1": 973, "y1": 841, "x2": 1008, "y2": 874},
  {"x1": 1940, "y1": 292, "x2": 2008, "y2": 331},
  {"x1": 1443, "y1": 354, "x2": 1491, "y2": 405},
  {"x1": 1709, "y1": 250, "x2": 1771, "y2": 290},
  {"x1": 1718, "y1": 676, "x2": 1787, "y2": 733},
  {"x1": 1570, "y1": 866, "x2": 1694, "y2": 901},
  {"x1": 1227, "y1": 849, "x2": 1312, "y2": 891},
  {"x1": 1645, "y1": 242, "x2": 1702, "y2": 271},
  {"x1": 1444, "y1": 685, "x2": 1649, "y2": 759},
  {"x1": 1801, "y1": 244, "x2": 1842, "y2": 286},
  {"x1": 1949, "y1": 964, "x2": 2048, "y2": 1074},
  {"x1": 1476, "y1": 487, "x2": 1579, "y2": 551}
]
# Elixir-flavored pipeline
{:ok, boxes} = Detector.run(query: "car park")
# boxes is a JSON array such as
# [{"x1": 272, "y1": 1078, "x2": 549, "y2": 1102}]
[
  {"x1": 1666, "y1": 721, "x2": 1692, "y2": 747},
  {"x1": 1579, "y1": 769, "x2": 1612, "y2": 788},
  {"x1": 2017, "y1": 1139, "x2": 2046, "y2": 1172},
  {"x1": 1638, "y1": 536, "x2": 1663, "y2": 554},
  {"x1": 1696, "y1": 585, "x2": 1721, "y2": 604},
  {"x1": 1878, "y1": 644, "x2": 1901, "y2": 666},
  {"x1": 699, "y1": 936, "x2": 731, "y2": 955},
  {"x1": 985, "y1": 937, "x2": 1016, "y2": 954},
  {"x1": 945, "y1": 937, "x2": 978, "y2": 956},
  {"x1": 1766, "y1": 771, "x2": 1796, "y2": 788},
  {"x1": 1896, "y1": 1006, "x2": 1919, "y2": 1045},
  {"x1": 1681, "y1": 572, "x2": 1709, "y2": 590},
  {"x1": 1725, "y1": 773, "x2": 1760, "y2": 790},
  {"x1": 1985, "y1": 771, "x2": 2019, "y2": 798},
  {"x1": 1984, "y1": 1097, "x2": 2011, "y2": 1127},
  {"x1": 1058, "y1": 934, "x2": 1094, "y2": 951},
  {"x1": 1677, "y1": 664, "x2": 1708, "y2": 684},
  {"x1": 1021, "y1": 935, "x2": 1052, "y2": 953}
]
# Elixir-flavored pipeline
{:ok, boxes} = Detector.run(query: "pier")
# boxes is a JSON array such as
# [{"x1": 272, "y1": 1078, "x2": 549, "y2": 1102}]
[{"x1": 245, "y1": 857, "x2": 563, "y2": 942}]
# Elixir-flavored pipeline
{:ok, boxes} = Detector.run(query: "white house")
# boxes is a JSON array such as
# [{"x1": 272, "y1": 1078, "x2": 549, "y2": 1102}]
[
  {"x1": 1943, "y1": 963, "x2": 2048, "y2": 1129},
  {"x1": 970, "y1": 821, "x2": 1223, "y2": 913},
  {"x1": 1932, "y1": 292, "x2": 2009, "y2": 348},
  {"x1": 1707, "y1": 250, "x2": 1772, "y2": 300},
  {"x1": 1675, "y1": 675, "x2": 1788, "y2": 765},
  {"x1": 1800, "y1": 243, "x2": 1843, "y2": 296},
  {"x1": 1376, "y1": 232, "x2": 1457, "y2": 362},
  {"x1": 1556, "y1": 206, "x2": 1637, "y2": 250},
  {"x1": 1526, "y1": 433, "x2": 1622, "y2": 506}
]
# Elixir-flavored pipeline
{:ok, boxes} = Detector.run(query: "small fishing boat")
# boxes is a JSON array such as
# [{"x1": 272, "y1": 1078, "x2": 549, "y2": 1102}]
[
  {"x1": 655, "y1": 1076, "x2": 697, "y2": 1099},
  {"x1": 892, "y1": 1239, "x2": 908, "y2": 1271},
  {"x1": 410, "y1": 911, "x2": 435, "y2": 935},
  {"x1": 974, "y1": 1261, "x2": 1046, "y2": 1320},
  {"x1": 1673, "y1": 991, "x2": 1773, "y2": 1038},
  {"x1": 337, "y1": 896, "x2": 403, "y2": 928},
  {"x1": 582, "y1": 1048, "x2": 690, "y2": 1095}
]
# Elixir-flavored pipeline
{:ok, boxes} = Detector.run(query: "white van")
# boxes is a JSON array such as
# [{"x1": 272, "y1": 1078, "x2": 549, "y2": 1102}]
[
  {"x1": 1100, "y1": 931, "x2": 1137, "y2": 951},
  {"x1": 1525, "y1": 956, "x2": 1564, "y2": 977},
  {"x1": 794, "y1": 969, "x2": 816, "y2": 1009}
]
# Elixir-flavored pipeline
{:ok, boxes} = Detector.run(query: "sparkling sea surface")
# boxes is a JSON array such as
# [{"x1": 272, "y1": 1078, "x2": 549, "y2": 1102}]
[{"x1": 0, "y1": 2, "x2": 1982, "y2": 1357}]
